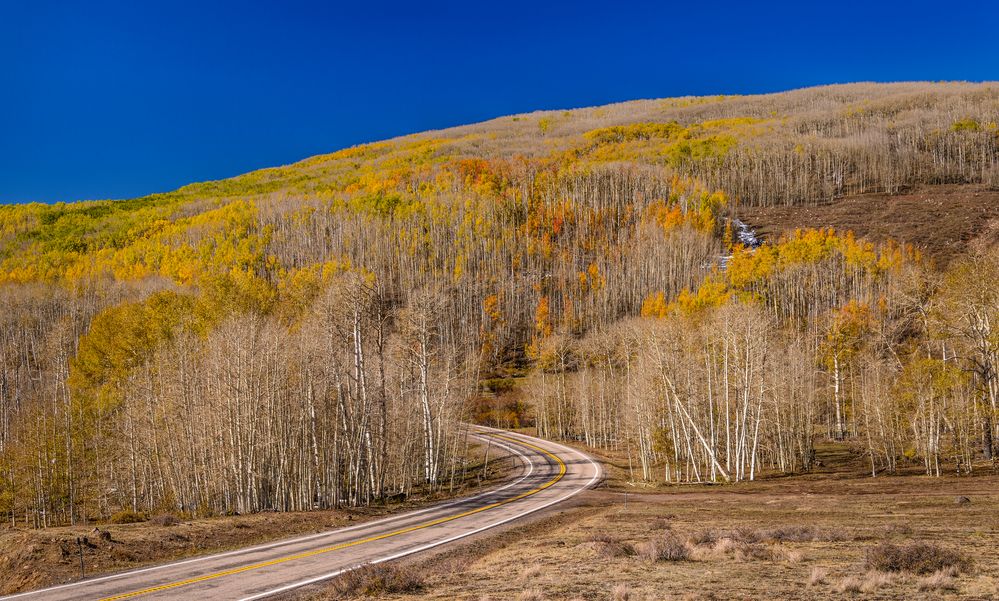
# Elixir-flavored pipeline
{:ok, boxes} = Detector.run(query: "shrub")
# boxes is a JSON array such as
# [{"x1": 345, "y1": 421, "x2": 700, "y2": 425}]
[
  {"x1": 110, "y1": 510, "x2": 147, "y2": 524},
  {"x1": 586, "y1": 533, "x2": 636, "y2": 558},
  {"x1": 864, "y1": 542, "x2": 969, "y2": 574},
  {"x1": 329, "y1": 563, "x2": 424, "y2": 597},
  {"x1": 691, "y1": 525, "x2": 844, "y2": 546},
  {"x1": 764, "y1": 525, "x2": 846, "y2": 542},
  {"x1": 952, "y1": 118, "x2": 980, "y2": 132},
  {"x1": 689, "y1": 529, "x2": 718, "y2": 546},
  {"x1": 637, "y1": 533, "x2": 690, "y2": 562},
  {"x1": 735, "y1": 541, "x2": 778, "y2": 561},
  {"x1": 150, "y1": 514, "x2": 180, "y2": 526}
]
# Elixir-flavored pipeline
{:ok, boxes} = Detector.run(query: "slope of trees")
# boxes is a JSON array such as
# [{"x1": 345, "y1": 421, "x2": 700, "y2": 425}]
[
  {"x1": 531, "y1": 234, "x2": 999, "y2": 483},
  {"x1": 2, "y1": 82, "x2": 999, "y2": 526}
]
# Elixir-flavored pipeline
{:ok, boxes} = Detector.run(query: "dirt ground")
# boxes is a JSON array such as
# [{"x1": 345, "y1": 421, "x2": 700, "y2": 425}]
[
  {"x1": 0, "y1": 444, "x2": 513, "y2": 595},
  {"x1": 304, "y1": 442, "x2": 999, "y2": 601},
  {"x1": 738, "y1": 184, "x2": 999, "y2": 267}
]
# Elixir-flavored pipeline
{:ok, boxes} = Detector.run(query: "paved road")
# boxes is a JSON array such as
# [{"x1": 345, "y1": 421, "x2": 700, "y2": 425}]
[{"x1": 3, "y1": 428, "x2": 601, "y2": 601}]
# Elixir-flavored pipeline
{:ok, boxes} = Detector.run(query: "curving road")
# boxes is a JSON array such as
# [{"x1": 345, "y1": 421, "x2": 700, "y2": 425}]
[{"x1": 3, "y1": 428, "x2": 601, "y2": 601}]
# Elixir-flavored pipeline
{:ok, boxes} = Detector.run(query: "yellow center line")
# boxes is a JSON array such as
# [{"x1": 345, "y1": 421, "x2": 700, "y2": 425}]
[{"x1": 98, "y1": 432, "x2": 566, "y2": 601}]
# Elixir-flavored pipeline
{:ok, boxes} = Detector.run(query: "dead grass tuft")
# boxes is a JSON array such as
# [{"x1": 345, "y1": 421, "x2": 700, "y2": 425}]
[
  {"x1": 328, "y1": 563, "x2": 424, "y2": 598},
  {"x1": 837, "y1": 575, "x2": 864, "y2": 593},
  {"x1": 860, "y1": 571, "x2": 895, "y2": 592},
  {"x1": 610, "y1": 583, "x2": 635, "y2": 601},
  {"x1": 518, "y1": 564, "x2": 543, "y2": 583},
  {"x1": 865, "y1": 541, "x2": 969, "y2": 574},
  {"x1": 836, "y1": 571, "x2": 894, "y2": 594},
  {"x1": 807, "y1": 567, "x2": 829, "y2": 586},
  {"x1": 918, "y1": 567, "x2": 959, "y2": 591},
  {"x1": 782, "y1": 548, "x2": 804, "y2": 563},
  {"x1": 517, "y1": 588, "x2": 547, "y2": 601},
  {"x1": 712, "y1": 537, "x2": 738, "y2": 556}
]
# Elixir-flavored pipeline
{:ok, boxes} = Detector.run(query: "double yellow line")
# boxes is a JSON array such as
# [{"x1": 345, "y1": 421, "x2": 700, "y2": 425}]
[{"x1": 99, "y1": 433, "x2": 565, "y2": 600}]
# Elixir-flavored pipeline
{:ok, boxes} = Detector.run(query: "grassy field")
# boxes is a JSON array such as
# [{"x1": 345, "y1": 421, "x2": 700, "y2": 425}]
[{"x1": 302, "y1": 443, "x2": 999, "y2": 601}]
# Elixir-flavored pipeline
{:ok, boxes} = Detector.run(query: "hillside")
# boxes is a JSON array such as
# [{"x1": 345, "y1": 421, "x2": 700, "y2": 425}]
[
  {"x1": 2, "y1": 82, "x2": 999, "y2": 534},
  {"x1": 741, "y1": 184, "x2": 999, "y2": 266}
]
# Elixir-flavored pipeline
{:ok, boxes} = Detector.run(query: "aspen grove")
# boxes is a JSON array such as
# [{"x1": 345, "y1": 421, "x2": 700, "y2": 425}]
[{"x1": 2, "y1": 83, "x2": 999, "y2": 526}]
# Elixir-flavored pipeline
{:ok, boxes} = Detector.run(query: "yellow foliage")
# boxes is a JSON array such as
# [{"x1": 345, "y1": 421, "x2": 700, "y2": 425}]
[
  {"x1": 641, "y1": 291, "x2": 669, "y2": 318},
  {"x1": 669, "y1": 277, "x2": 732, "y2": 315},
  {"x1": 642, "y1": 276, "x2": 732, "y2": 318},
  {"x1": 726, "y1": 228, "x2": 916, "y2": 291}
]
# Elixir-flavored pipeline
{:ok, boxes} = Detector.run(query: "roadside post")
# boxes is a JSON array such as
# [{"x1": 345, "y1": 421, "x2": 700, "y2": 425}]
[{"x1": 76, "y1": 536, "x2": 86, "y2": 579}]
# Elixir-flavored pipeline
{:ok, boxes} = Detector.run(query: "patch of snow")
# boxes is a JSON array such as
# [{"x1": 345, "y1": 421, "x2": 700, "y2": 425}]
[
  {"x1": 732, "y1": 219, "x2": 761, "y2": 249},
  {"x1": 716, "y1": 219, "x2": 763, "y2": 270}
]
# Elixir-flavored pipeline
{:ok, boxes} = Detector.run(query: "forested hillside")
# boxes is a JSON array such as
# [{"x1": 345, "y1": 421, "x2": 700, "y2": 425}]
[{"x1": 2, "y1": 82, "x2": 999, "y2": 527}]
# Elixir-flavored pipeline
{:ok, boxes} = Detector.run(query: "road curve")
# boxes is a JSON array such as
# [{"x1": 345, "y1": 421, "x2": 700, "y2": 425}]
[{"x1": 3, "y1": 428, "x2": 601, "y2": 601}]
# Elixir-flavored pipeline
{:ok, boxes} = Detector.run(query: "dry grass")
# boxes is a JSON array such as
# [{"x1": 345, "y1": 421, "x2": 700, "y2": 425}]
[
  {"x1": 516, "y1": 588, "x2": 546, "y2": 601},
  {"x1": 354, "y1": 460, "x2": 999, "y2": 601},
  {"x1": 807, "y1": 566, "x2": 829, "y2": 586},
  {"x1": 688, "y1": 536, "x2": 790, "y2": 563},
  {"x1": 517, "y1": 565, "x2": 543, "y2": 584},
  {"x1": 783, "y1": 548, "x2": 804, "y2": 563},
  {"x1": 325, "y1": 564, "x2": 424, "y2": 598},
  {"x1": 836, "y1": 571, "x2": 895, "y2": 593},
  {"x1": 610, "y1": 583, "x2": 634, "y2": 601},
  {"x1": 835, "y1": 575, "x2": 863, "y2": 593},
  {"x1": 918, "y1": 567, "x2": 959, "y2": 591}
]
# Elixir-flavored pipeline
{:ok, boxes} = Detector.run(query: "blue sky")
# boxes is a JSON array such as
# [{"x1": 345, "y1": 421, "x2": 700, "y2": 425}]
[{"x1": 2, "y1": 0, "x2": 997, "y2": 203}]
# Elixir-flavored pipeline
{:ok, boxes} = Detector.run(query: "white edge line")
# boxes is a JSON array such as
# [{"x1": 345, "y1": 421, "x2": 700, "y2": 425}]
[
  {"x1": 237, "y1": 432, "x2": 603, "y2": 601},
  {"x1": 0, "y1": 432, "x2": 531, "y2": 601}
]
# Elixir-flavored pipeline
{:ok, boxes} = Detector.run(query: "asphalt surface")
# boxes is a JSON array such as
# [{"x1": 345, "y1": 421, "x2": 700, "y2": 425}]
[{"x1": 3, "y1": 427, "x2": 601, "y2": 601}]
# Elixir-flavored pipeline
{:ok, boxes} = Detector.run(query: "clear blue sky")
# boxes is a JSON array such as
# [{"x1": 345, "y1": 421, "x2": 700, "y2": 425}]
[{"x1": 2, "y1": 0, "x2": 997, "y2": 203}]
